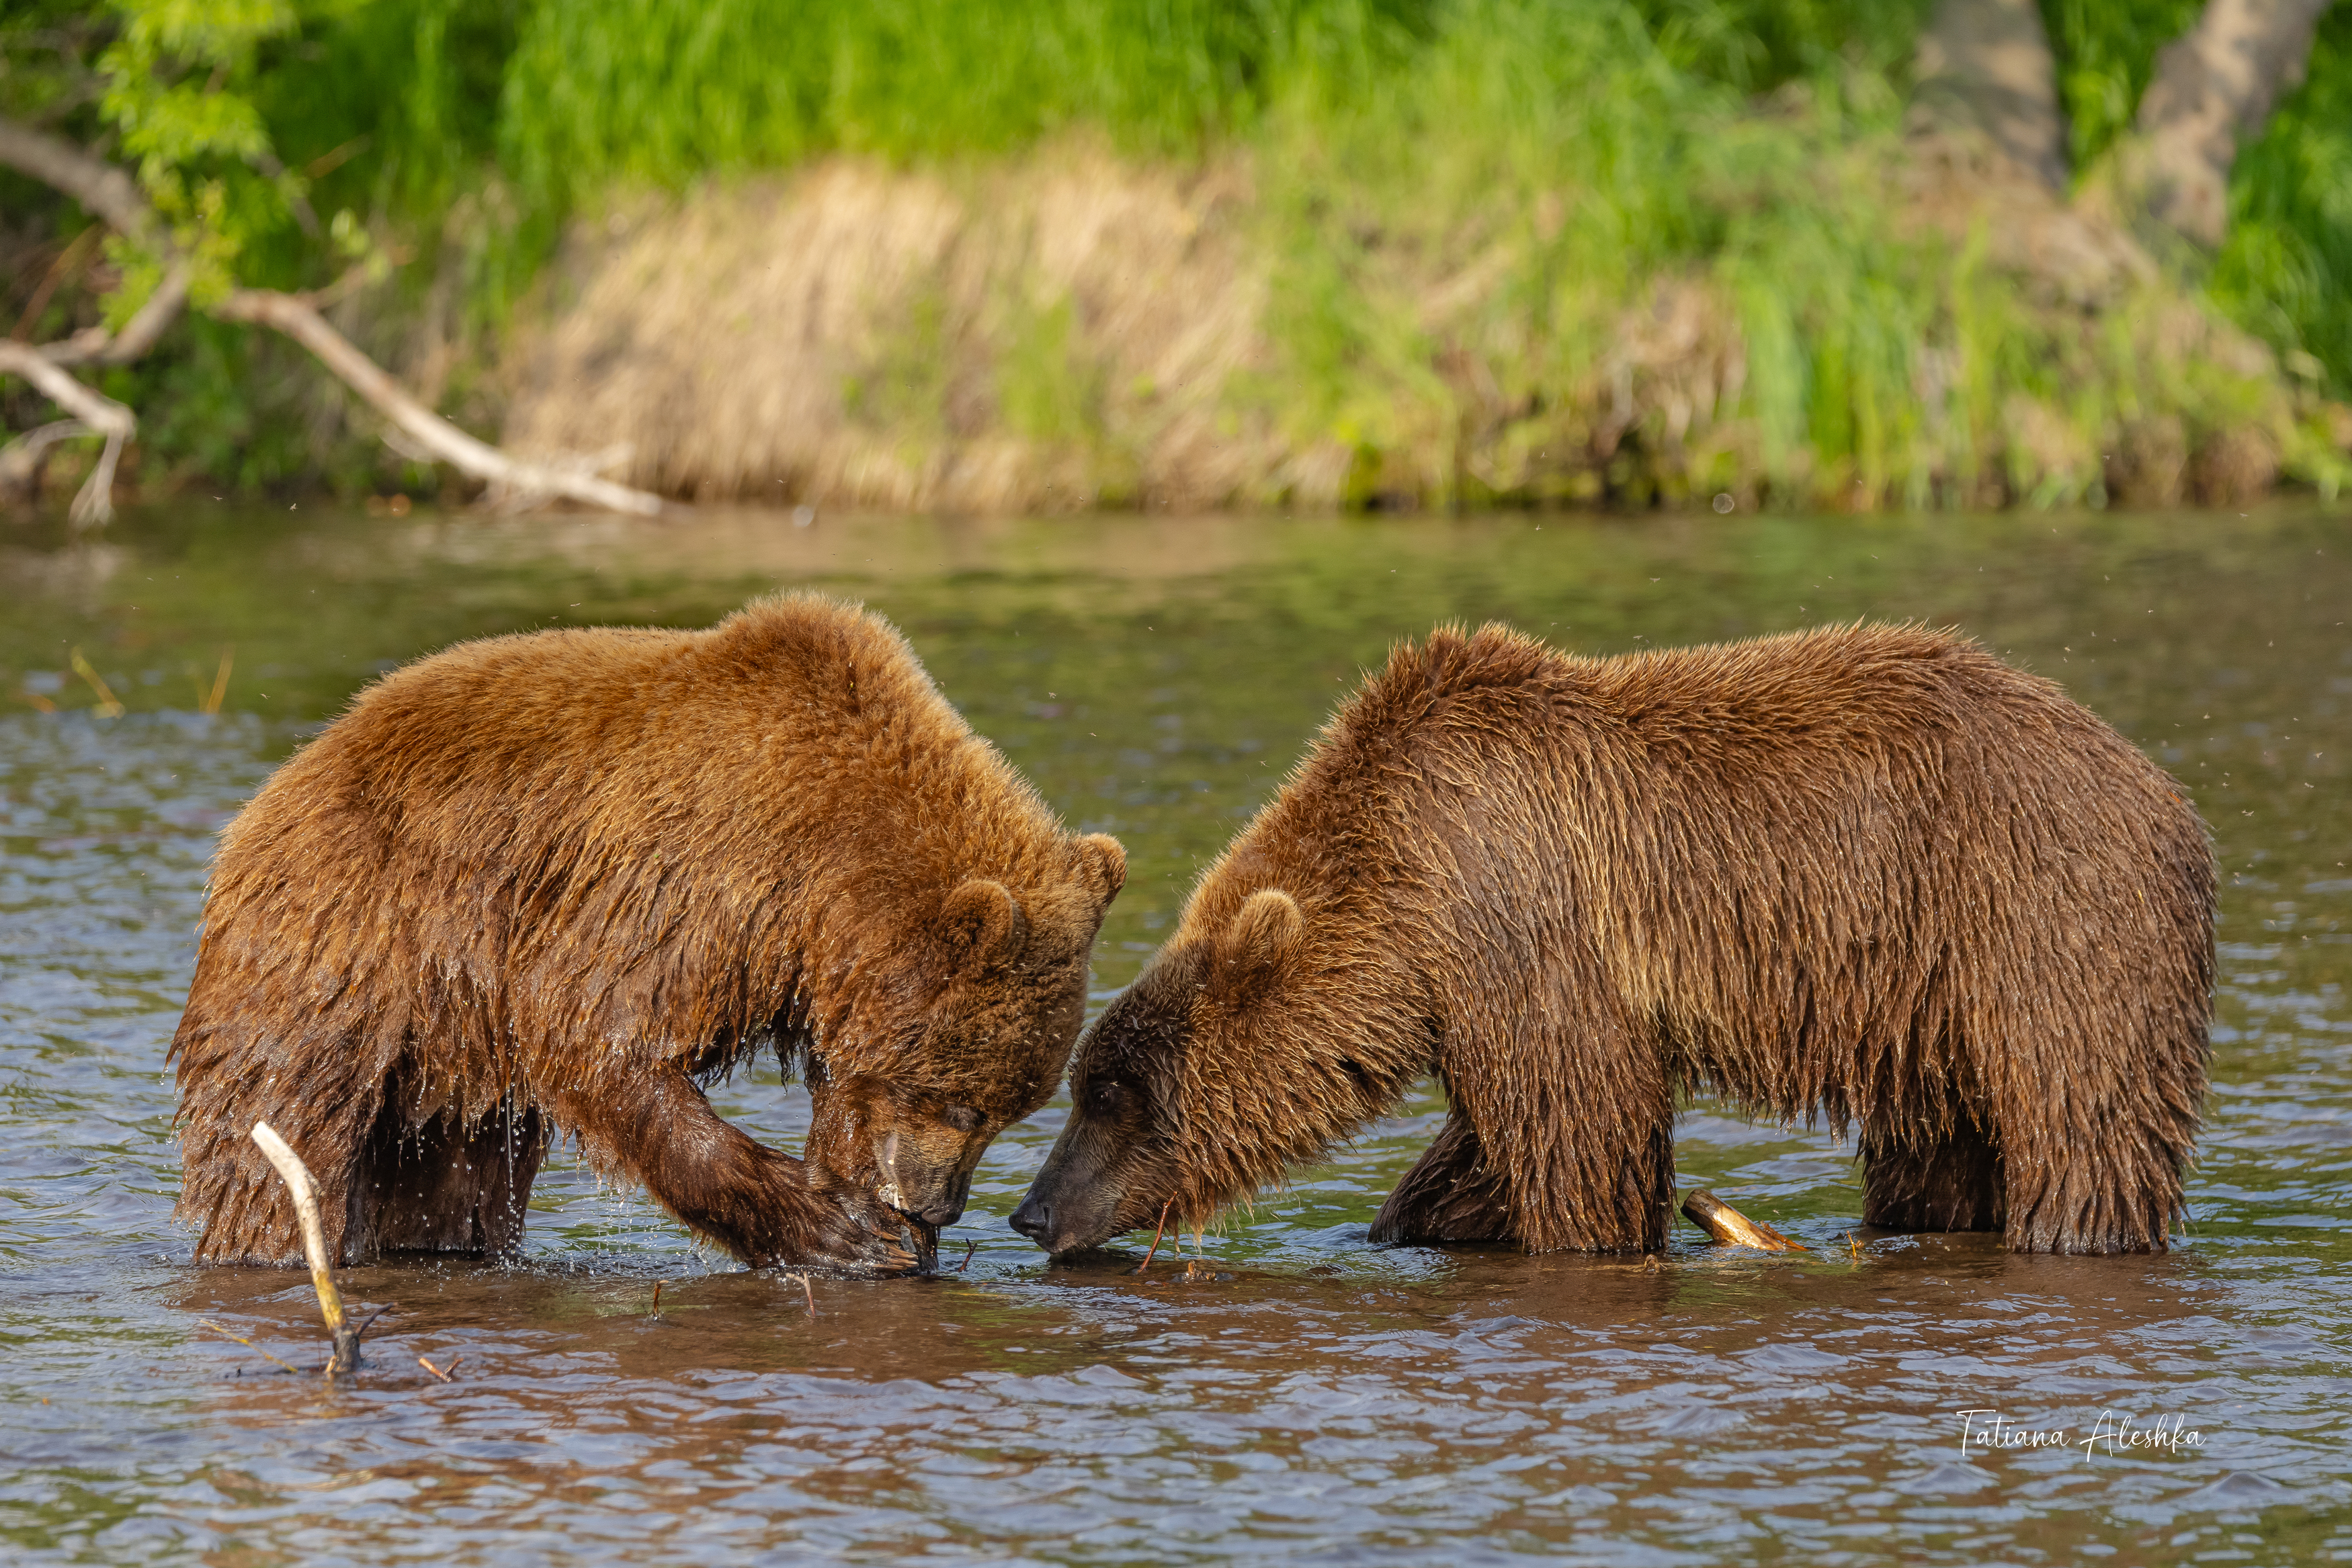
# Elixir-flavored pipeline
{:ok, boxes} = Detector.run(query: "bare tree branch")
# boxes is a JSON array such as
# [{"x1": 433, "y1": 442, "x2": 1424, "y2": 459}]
[
  {"x1": 0, "y1": 342, "x2": 132, "y2": 527},
  {"x1": 2131, "y1": 0, "x2": 2337, "y2": 247},
  {"x1": 212, "y1": 289, "x2": 665, "y2": 515},
  {"x1": 0, "y1": 116, "x2": 157, "y2": 243},
  {"x1": 0, "y1": 419, "x2": 90, "y2": 509},
  {"x1": 0, "y1": 112, "x2": 673, "y2": 519}
]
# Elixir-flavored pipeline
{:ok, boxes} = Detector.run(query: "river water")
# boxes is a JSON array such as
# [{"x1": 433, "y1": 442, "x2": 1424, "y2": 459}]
[{"x1": 2, "y1": 505, "x2": 2347, "y2": 1564}]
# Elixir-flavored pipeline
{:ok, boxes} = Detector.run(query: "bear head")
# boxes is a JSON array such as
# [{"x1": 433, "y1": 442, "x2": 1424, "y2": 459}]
[
  {"x1": 804, "y1": 831, "x2": 1128, "y2": 1252},
  {"x1": 1009, "y1": 883, "x2": 1408, "y2": 1256}
]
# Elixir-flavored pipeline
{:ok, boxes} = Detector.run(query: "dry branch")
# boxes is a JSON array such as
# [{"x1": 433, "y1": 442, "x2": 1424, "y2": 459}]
[
  {"x1": 249, "y1": 1121, "x2": 362, "y2": 1375},
  {"x1": 0, "y1": 419, "x2": 89, "y2": 508},
  {"x1": 0, "y1": 341, "x2": 133, "y2": 527},
  {"x1": 0, "y1": 116, "x2": 157, "y2": 243},
  {"x1": 0, "y1": 112, "x2": 673, "y2": 520},
  {"x1": 212, "y1": 290, "x2": 669, "y2": 516},
  {"x1": 1679, "y1": 1189, "x2": 1809, "y2": 1252}
]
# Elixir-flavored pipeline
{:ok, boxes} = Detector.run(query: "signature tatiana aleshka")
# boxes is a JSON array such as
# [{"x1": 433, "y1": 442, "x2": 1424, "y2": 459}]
[{"x1": 1958, "y1": 1408, "x2": 2206, "y2": 1462}]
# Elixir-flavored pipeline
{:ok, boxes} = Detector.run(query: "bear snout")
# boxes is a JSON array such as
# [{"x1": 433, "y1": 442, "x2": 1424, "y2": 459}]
[{"x1": 1009, "y1": 1193, "x2": 1053, "y2": 1244}]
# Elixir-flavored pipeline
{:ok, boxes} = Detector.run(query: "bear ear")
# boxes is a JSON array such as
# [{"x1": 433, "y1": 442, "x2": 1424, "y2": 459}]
[
  {"x1": 1218, "y1": 888, "x2": 1304, "y2": 986},
  {"x1": 941, "y1": 879, "x2": 1027, "y2": 971},
  {"x1": 1074, "y1": 833, "x2": 1127, "y2": 912}
]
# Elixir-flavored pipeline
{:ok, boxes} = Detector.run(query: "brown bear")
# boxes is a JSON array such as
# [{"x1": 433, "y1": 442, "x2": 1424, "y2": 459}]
[
  {"x1": 1011, "y1": 621, "x2": 2214, "y2": 1258},
  {"x1": 173, "y1": 594, "x2": 1126, "y2": 1273}
]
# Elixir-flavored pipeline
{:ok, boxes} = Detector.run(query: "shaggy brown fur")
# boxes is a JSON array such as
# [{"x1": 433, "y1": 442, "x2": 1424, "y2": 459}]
[
  {"x1": 1012, "y1": 622, "x2": 2214, "y2": 1258},
  {"x1": 174, "y1": 595, "x2": 1125, "y2": 1272}
]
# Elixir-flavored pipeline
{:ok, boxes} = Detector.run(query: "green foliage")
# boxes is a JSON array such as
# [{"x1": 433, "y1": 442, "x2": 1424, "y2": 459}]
[
  {"x1": 3, "y1": 0, "x2": 2345, "y2": 498},
  {"x1": 2038, "y1": 0, "x2": 2202, "y2": 171},
  {"x1": 2041, "y1": 1, "x2": 2352, "y2": 394},
  {"x1": 997, "y1": 297, "x2": 1107, "y2": 448},
  {"x1": 96, "y1": 0, "x2": 304, "y2": 304},
  {"x1": 2212, "y1": 7, "x2": 2352, "y2": 396}
]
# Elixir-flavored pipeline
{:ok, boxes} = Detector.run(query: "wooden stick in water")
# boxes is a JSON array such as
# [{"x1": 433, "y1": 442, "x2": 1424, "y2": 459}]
[
  {"x1": 1134, "y1": 1197, "x2": 1175, "y2": 1274},
  {"x1": 250, "y1": 1121, "x2": 363, "y2": 1373},
  {"x1": 198, "y1": 1317, "x2": 302, "y2": 1376},
  {"x1": 1680, "y1": 1188, "x2": 1808, "y2": 1252}
]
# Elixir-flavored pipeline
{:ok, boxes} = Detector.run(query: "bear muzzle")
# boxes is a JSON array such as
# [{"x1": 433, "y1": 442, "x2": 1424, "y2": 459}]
[{"x1": 1009, "y1": 1149, "x2": 1128, "y2": 1255}]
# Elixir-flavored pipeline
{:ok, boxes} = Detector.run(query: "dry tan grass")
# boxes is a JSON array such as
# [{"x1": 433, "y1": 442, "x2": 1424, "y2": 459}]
[
  {"x1": 501, "y1": 147, "x2": 1300, "y2": 512},
  {"x1": 497, "y1": 135, "x2": 2347, "y2": 514}
]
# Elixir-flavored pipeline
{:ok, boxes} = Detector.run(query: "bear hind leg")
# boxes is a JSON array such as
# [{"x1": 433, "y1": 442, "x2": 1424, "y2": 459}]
[
  {"x1": 1859, "y1": 1115, "x2": 2005, "y2": 1234},
  {"x1": 358, "y1": 1098, "x2": 549, "y2": 1260},
  {"x1": 1369, "y1": 1112, "x2": 1516, "y2": 1244}
]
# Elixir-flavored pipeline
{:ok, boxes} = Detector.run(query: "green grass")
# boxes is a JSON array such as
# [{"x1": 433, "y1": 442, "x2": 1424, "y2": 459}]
[{"x1": 4, "y1": 0, "x2": 2347, "y2": 501}]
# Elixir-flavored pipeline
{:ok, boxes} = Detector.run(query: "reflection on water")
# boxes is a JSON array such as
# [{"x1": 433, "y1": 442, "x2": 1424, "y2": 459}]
[{"x1": 2, "y1": 505, "x2": 2348, "y2": 1563}]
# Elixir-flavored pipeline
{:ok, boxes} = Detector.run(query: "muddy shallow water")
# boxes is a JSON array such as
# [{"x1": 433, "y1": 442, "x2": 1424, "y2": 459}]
[{"x1": 3, "y1": 505, "x2": 2348, "y2": 1564}]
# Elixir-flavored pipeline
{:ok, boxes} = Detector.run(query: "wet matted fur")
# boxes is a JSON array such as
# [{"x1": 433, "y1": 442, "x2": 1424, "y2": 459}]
[
  {"x1": 174, "y1": 595, "x2": 1124, "y2": 1270},
  {"x1": 1014, "y1": 621, "x2": 2214, "y2": 1257}
]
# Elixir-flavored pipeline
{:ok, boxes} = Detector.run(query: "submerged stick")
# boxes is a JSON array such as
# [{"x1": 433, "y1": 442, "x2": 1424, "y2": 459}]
[
  {"x1": 1679, "y1": 1189, "x2": 1808, "y2": 1252},
  {"x1": 1134, "y1": 1197, "x2": 1175, "y2": 1275},
  {"x1": 250, "y1": 1121, "x2": 363, "y2": 1373},
  {"x1": 198, "y1": 1317, "x2": 302, "y2": 1376}
]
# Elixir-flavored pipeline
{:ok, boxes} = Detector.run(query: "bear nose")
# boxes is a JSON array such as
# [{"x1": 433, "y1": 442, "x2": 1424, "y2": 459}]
[
  {"x1": 919, "y1": 1199, "x2": 964, "y2": 1227},
  {"x1": 1009, "y1": 1195, "x2": 1050, "y2": 1242}
]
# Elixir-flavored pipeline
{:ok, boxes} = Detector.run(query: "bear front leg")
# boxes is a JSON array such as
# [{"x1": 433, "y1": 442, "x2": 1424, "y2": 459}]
[
  {"x1": 557, "y1": 1065, "x2": 918, "y2": 1272},
  {"x1": 1368, "y1": 1112, "x2": 1515, "y2": 1244},
  {"x1": 1437, "y1": 947, "x2": 1675, "y2": 1254}
]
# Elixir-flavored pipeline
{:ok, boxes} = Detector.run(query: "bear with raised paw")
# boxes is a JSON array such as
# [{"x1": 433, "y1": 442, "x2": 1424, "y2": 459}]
[
  {"x1": 1013, "y1": 621, "x2": 2212, "y2": 1258},
  {"x1": 175, "y1": 595, "x2": 1124, "y2": 1273}
]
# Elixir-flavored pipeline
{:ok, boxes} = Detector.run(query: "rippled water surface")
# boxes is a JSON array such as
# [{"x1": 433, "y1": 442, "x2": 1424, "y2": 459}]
[{"x1": 3, "y1": 506, "x2": 2349, "y2": 1564}]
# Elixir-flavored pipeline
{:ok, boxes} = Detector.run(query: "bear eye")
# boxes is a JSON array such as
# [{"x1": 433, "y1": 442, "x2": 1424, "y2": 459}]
[
  {"x1": 941, "y1": 1104, "x2": 980, "y2": 1133},
  {"x1": 1086, "y1": 1080, "x2": 1128, "y2": 1117}
]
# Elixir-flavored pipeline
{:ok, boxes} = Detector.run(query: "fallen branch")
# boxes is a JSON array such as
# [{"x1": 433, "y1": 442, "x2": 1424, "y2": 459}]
[
  {"x1": 0, "y1": 117, "x2": 157, "y2": 245},
  {"x1": 1134, "y1": 1196, "x2": 1176, "y2": 1274},
  {"x1": 0, "y1": 419, "x2": 90, "y2": 509},
  {"x1": 417, "y1": 1354, "x2": 461, "y2": 1382},
  {"x1": 212, "y1": 289, "x2": 668, "y2": 516},
  {"x1": 1679, "y1": 1189, "x2": 1808, "y2": 1252},
  {"x1": 0, "y1": 112, "x2": 673, "y2": 521},
  {"x1": 249, "y1": 1121, "x2": 362, "y2": 1375},
  {"x1": 0, "y1": 341, "x2": 132, "y2": 528},
  {"x1": 197, "y1": 1317, "x2": 304, "y2": 1377}
]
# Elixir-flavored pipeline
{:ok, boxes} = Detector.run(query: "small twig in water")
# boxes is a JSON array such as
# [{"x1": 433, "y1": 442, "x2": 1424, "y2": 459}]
[
  {"x1": 201, "y1": 646, "x2": 233, "y2": 715},
  {"x1": 957, "y1": 1239, "x2": 976, "y2": 1272},
  {"x1": 68, "y1": 646, "x2": 123, "y2": 717},
  {"x1": 198, "y1": 1318, "x2": 304, "y2": 1376},
  {"x1": 417, "y1": 1354, "x2": 460, "y2": 1382},
  {"x1": 250, "y1": 1121, "x2": 364, "y2": 1374},
  {"x1": 651, "y1": 1279, "x2": 663, "y2": 1314},
  {"x1": 1134, "y1": 1197, "x2": 1175, "y2": 1275},
  {"x1": 1847, "y1": 1231, "x2": 1862, "y2": 1259},
  {"x1": 798, "y1": 1272, "x2": 817, "y2": 1314}
]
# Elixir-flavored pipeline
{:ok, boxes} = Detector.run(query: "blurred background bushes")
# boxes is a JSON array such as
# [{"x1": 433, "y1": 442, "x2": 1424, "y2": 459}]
[{"x1": 3, "y1": 0, "x2": 2347, "y2": 508}]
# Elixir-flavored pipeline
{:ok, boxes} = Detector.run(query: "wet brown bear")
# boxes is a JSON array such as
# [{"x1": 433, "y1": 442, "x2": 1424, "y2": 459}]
[
  {"x1": 174, "y1": 595, "x2": 1125, "y2": 1272},
  {"x1": 1013, "y1": 622, "x2": 2213, "y2": 1258}
]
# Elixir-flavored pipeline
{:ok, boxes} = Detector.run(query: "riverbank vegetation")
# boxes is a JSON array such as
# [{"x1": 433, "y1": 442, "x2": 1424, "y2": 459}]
[{"x1": 3, "y1": 1, "x2": 2349, "y2": 515}]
